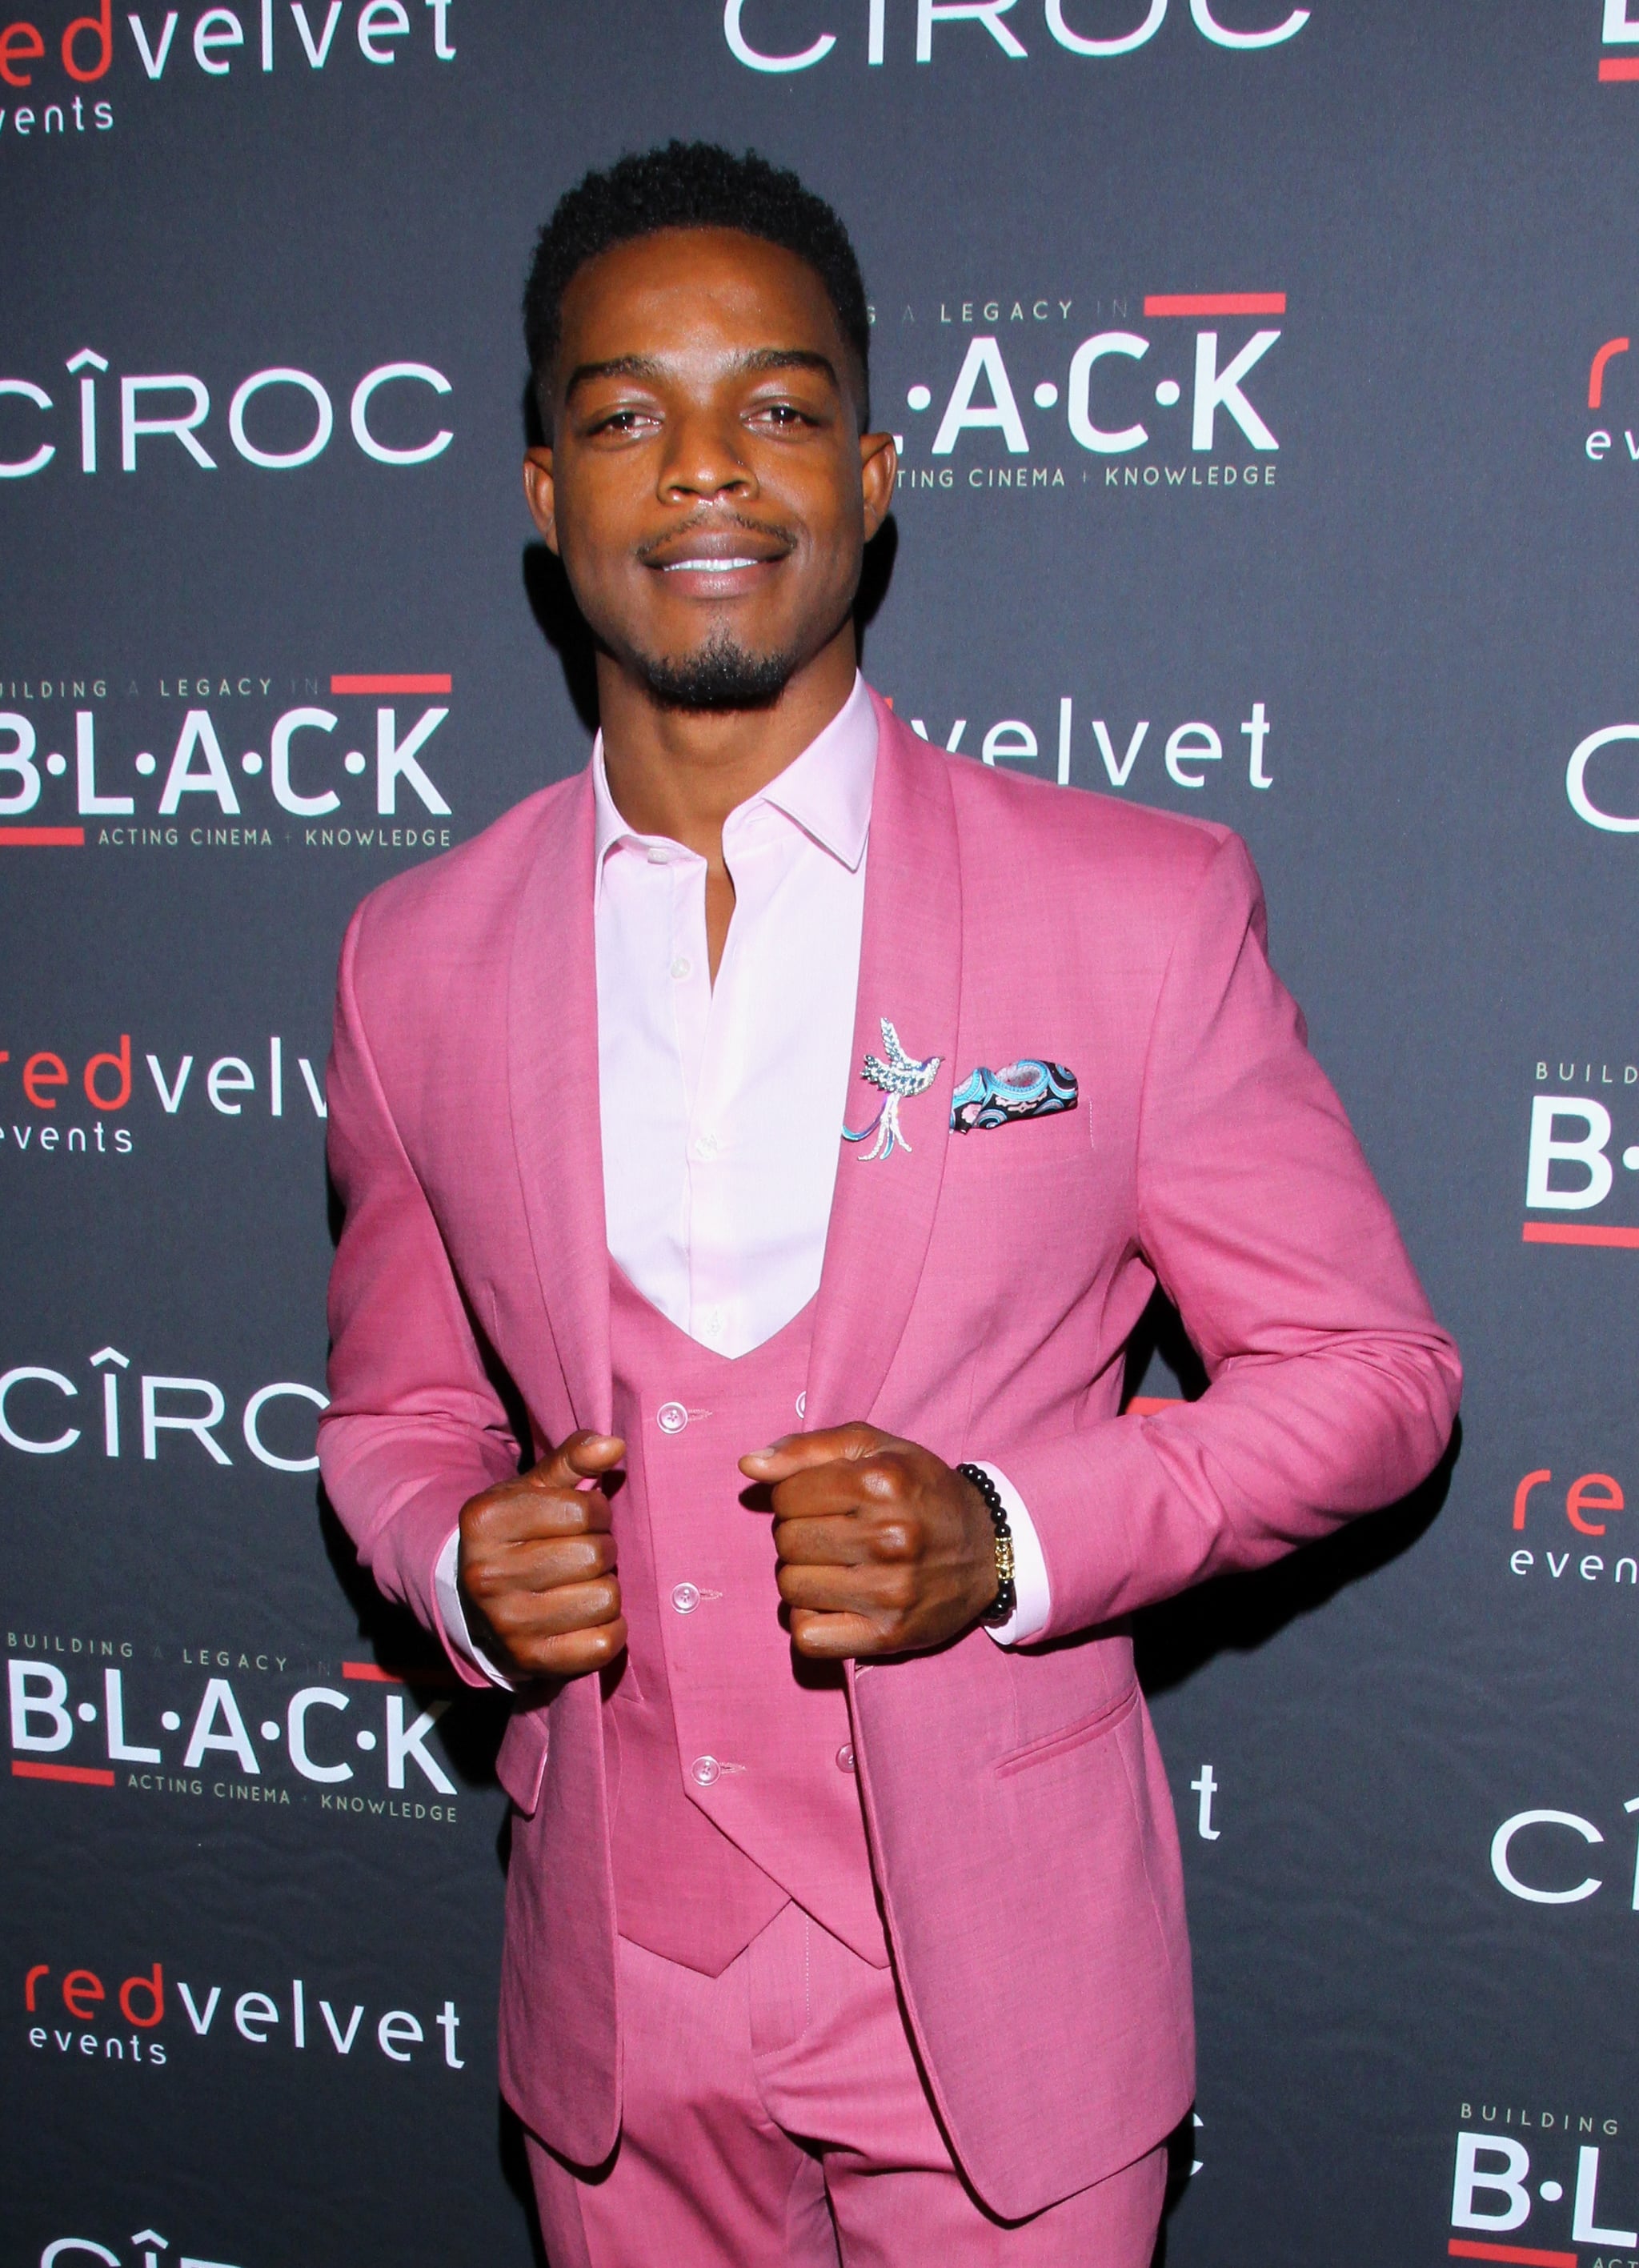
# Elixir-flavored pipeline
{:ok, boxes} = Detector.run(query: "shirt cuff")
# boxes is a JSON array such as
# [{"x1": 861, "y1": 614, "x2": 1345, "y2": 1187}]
[
  {"x1": 434, "y1": 1528, "x2": 515, "y2": 1691},
  {"x1": 974, "y1": 1462, "x2": 1052, "y2": 1645}
]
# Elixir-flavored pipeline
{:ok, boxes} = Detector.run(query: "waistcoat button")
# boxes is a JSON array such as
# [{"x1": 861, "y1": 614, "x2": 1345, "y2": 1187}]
[
  {"x1": 836, "y1": 1744, "x2": 856, "y2": 1773},
  {"x1": 657, "y1": 1401, "x2": 687, "y2": 1434},
  {"x1": 690, "y1": 1755, "x2": 721, "y2": 1787},
  {"x1": 671, "y1": 1582, "x2": 700, "y2": 1613}
]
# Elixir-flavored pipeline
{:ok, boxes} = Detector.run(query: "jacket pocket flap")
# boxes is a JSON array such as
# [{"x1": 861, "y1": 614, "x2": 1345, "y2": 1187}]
[
  {"x1": 496, "y1": 1705, "x2": 551, "y2": 1815},
  {"x1": 993, "y1": 1681, "x2": 1139, "y2": 1779}
]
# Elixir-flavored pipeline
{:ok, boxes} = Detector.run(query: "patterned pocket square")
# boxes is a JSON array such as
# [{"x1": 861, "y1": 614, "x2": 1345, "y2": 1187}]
[{"x1": 950, "y1": 1059, "x2": 1078, "y2": 1133}]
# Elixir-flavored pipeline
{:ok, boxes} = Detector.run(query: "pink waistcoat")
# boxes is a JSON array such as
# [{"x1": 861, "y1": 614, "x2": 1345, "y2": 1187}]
[{"x1": 604, "y1": 1263, "x2": 888, "y2": 1975}]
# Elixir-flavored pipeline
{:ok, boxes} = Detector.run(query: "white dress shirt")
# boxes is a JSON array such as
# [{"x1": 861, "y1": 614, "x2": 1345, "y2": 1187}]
[{"x1": 436, "y1": 674, "x2": 1048, "y2": 1672}]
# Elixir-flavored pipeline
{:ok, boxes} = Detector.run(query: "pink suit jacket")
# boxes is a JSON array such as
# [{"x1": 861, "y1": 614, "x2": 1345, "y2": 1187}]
[{"x1": 319, "y1": 694, "x2": 1461, "y2": 2220}]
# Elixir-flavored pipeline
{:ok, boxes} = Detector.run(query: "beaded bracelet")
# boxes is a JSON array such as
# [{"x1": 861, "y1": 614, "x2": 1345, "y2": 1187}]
[{"x1": 958, "y1": 1461, "x2": 1017, "y2": 1627}]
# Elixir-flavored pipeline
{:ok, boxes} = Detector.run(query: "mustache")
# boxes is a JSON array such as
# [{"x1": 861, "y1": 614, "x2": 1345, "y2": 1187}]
[{"x1": 634, "y1": 510, "x2": 798, "y2": 567}]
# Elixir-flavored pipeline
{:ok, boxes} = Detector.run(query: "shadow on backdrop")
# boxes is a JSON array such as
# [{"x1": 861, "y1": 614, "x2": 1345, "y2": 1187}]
[{"x1": 1123, "y1": 1286, "x2": 1460, "y2": 1698}]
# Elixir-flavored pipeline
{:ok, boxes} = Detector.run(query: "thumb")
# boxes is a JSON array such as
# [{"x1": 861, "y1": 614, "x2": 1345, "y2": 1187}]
[
  {"x1": 739, "y1": 1425, "x2": 882, "y2": 1483},
  {"x1": 537, "y1": 1430, "x2": 625, "y2": 1487}
]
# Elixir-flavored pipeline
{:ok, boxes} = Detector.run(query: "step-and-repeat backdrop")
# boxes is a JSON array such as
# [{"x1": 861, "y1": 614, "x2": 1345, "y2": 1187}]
[{"x1": 5, "y1": 4, "x2": 1637, "y2": 2262}]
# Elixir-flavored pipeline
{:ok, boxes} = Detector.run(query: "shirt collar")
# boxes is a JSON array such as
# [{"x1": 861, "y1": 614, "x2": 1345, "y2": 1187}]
[{"x1": 591, "y1": 670, "x2": 877, "y2": 888}]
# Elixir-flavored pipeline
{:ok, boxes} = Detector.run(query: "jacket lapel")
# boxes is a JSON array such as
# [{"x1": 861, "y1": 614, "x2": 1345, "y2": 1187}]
[
  {"x1": 805, "y1": 697, "x2": 963, "y2": 1430},
  {"x1": 507, "y1": 769, "x2": 615, "y2": 1437}
]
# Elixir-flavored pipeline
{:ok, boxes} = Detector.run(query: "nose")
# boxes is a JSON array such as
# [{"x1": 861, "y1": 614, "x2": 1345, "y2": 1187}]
[{"x1": 657, "y1": 403, "x2": 756, "y2": 506}]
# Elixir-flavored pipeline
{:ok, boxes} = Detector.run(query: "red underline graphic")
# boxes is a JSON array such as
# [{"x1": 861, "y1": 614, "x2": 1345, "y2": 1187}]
[
  {"x1": 1523, "y1": 1221, "x2": 1639, "y2": 1248},
  {"x1": 343, "y1": 1657, "x2": 459, "y2": 1689},
  {"x1": 329, "y1": 674, "x2": 451, "y2": 695},
  {"x1": 0, "y1": 827, "x2": 85, "y2": 847},
  {"x1": 1143, "y1": 292, "x2": 1287, "y2": 317},
  {"x1": 1448, "y1": 2239, "x2": 1577, "y2": 2266},
  {"x1": 12, "y1": 1759, "x2": 115, "y2": 1786},
  {"x1": 1600, "y1": 54, "x2": 1639, "y2": 78}
]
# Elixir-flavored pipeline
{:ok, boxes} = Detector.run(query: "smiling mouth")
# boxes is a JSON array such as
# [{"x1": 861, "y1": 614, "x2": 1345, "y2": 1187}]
[{"x1": 660, "y1": 556, "x2": 767, "y2": 574}]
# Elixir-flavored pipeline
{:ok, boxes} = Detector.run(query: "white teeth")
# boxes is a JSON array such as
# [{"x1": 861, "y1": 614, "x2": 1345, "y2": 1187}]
[{"x1": 662, "y1": 557, "x2": 760, "y2": 572}]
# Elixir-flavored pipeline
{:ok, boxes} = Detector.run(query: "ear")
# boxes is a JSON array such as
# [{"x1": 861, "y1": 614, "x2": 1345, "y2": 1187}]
[
  {"x1": 523, "y1": 446, "x2": 559, "y2": 554},
  {"x1": 859, "y1": 430, "x2": 898, "y2": 542}
]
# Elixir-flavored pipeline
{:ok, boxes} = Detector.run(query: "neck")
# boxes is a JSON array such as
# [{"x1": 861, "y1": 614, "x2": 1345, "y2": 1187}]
[{"x1": 595, "y1": 621, "x2": 857, "y2": 862}]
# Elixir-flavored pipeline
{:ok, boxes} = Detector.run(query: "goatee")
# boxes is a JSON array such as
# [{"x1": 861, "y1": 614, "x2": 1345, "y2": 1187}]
[{"x1": 635, "y1": 624, "x2": 799, "y2": 712}]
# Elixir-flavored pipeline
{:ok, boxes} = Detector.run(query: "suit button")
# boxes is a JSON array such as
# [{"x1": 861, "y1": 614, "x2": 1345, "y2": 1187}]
[
  {"x1": 671, "y1": 1583, "x2": 700, "y2": 1613},
  {"x1": 657, "y1": 1401, "x2": 687, "y2": 1434},
  {"x1": 690, "y1": 1755, "x2": 720, "y2": 1787},
  {"x1": 836, "y1": 1744, "x2": 855, "y2": 1773}
]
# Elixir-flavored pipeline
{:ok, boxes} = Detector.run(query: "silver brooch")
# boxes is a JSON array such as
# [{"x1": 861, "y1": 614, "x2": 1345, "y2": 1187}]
[{"x1": 842, "y1": 1019, "x2": 944, "y2": 1161}]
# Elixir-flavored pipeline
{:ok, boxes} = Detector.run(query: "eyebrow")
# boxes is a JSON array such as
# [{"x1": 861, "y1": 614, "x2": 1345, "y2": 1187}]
[{"x1": 563, "y1": 347, "x2": 842, "y2": 402}]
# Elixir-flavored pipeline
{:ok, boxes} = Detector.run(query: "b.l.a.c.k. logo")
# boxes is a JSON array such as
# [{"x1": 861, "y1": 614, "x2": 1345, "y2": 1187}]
[
  {"x1": 1450, "y1": 2105, "x2": 1637, "y2": 2262},
  {"x1": 1601, "y1": 0, "x2": 1639, "y2": 81},
  {"x1": 0, "y1": 673, "x2": 455, "y2": 852},
  {"x1": 1521, "y1": 1060, "x2": 1639, "y2": 1250},
  {"x1": 888, "y1": 293, "x2": 1285, "y2": 498}
]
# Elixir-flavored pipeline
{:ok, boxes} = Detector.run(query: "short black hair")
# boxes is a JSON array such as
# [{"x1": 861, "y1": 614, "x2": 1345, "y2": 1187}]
[{"x1": 523, "y1": 140, "x2": 871, "y2": 429}]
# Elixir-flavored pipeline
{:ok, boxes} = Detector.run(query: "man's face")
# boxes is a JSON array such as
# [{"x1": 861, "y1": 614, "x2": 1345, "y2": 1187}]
[{"x1": 523, "y1": 227, "x2": 895, "y2": 710}]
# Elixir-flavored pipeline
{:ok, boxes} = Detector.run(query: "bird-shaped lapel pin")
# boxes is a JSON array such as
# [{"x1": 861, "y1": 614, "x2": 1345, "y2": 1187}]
[{"x1": 842, "y1": 1018, "x2": 944, "y2": 1161}]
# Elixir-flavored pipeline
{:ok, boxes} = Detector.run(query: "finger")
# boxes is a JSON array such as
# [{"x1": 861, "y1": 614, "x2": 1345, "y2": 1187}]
[
  {"x1": 768, "y1": 1457, "x2": 902, "y2": 1525},
  {"x1": 788, "y1": 1608, "x2": 881, "y2": 1661},
  {"x1": 777, "y1": 1560, "x2": 914, "y2": 1617},
  {"x1": 470, "y1": 1483, "x2": 614, "y2": 1545},
  {"x1": 465, "y1": 1533, "x2": 617, "y2": 1599},
  {"x1": 515, "y1": 1616, "x2": 630, "y2": 1680},
  {"x1": 485, "y1": 1575, "x2": 623, "y2": 1643},
  {"x1": 770, "y1": 1513, "x2": 873, "y2": 1568},
  {"x1": 739, "y1": 1425, "x2": 886, "y2": 1482},
  {"x1": 535, "y1": 1431, "x2": 625, "y2": 1488}
]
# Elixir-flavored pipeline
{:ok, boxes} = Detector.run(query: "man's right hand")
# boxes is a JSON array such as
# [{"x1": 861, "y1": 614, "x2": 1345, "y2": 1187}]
[{"x1": 456, "y1": 1431, "x2": 627, "y2": 1680}]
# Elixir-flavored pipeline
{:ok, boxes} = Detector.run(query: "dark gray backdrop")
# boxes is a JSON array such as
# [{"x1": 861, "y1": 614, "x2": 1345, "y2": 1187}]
[{"x1": 6, "y1": 3, "x2": 1637, "y2": 2262}]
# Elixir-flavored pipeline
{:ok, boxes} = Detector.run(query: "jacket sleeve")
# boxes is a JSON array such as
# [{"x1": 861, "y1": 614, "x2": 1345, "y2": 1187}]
[
  {"x1": 318, "y1": 900, "x2": 523, "y2": 1688},
  {"x1": 1001, "y1": 831, "x2": 1462, "y2": 1642}
]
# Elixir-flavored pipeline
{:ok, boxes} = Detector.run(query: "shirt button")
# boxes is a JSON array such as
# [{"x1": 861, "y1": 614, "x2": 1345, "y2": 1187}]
[
  {"x1": 691, "y1": 1755, "x2": 721, "y2": 1787},
  {"x1": 795, "y1": 1391, "x2": 807, "y2": 1419},
  {"x1": 836, "y1": 1744, "x2": 856, "y2": 1773},
  {"x1": 646, "y1": 845, "x2": 671, "y2": 865},
  {"x1": 670, "y1": 956, "x2": 691, "y2": 980},
  {"x1": 692, "y1": 1132, "x2": 719, "y2": 1160},
  {"x1": 671, "y1": 1582, "x2": 700, "y2": 1613},
  {"x1": 657, "y1": 1401, "x2": 688, "y2": 1434}
]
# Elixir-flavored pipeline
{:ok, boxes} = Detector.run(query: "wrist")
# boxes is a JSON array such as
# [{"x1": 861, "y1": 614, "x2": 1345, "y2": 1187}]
[{"x1": 957, "y1": 1462, "x2": 1017, "y2": 1627}]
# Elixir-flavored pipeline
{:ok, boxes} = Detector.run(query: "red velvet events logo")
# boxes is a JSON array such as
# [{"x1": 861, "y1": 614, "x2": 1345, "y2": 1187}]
[{"x1": 0, "y1": 0, "x2": 456, "y2": 147}]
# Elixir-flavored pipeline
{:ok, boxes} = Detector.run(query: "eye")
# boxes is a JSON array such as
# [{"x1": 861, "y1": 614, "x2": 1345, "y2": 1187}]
[
  {"x1": 588, "y1": 407, "x2": 656, "y2": 438},
  {"x1": 751, "y1": 401, "x2": 815, "y2": 429}
]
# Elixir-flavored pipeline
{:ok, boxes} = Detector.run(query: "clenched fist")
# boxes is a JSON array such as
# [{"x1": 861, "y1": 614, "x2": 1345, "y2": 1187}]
[
  {"x1": 457, "y1": 1431, "x2": 627, "y2": 1679},
  {"x1": 739, "y1": 1424, "x2": 997, "y2": 1661}
]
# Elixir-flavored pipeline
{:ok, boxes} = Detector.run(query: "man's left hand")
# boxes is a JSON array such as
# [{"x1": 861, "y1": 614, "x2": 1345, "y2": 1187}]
[{"x1": 739, "y1": 1425, "x2": 998, "y2": 1660}]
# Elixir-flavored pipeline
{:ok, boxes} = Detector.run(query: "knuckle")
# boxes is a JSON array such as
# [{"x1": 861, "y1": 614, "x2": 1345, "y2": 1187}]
[{"x1": 873, "y1": 1517, "x2": 916, "y2": 1562}]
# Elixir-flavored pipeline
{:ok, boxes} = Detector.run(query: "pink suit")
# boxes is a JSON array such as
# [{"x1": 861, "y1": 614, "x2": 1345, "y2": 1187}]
[{"x1": 320, "y1": 695, "x2": 1461, "y2": 2235}]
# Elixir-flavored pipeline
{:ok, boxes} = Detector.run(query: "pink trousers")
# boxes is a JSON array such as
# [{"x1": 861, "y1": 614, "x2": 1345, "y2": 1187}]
[{"x1": 527, "y1": 1901, "x2": 1167, "y2": 2267}]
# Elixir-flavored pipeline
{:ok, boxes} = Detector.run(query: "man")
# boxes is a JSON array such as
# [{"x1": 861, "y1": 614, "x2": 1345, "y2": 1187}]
[{"x1": 319, "y1": 142, "x2": 1461, "y2": 2266}]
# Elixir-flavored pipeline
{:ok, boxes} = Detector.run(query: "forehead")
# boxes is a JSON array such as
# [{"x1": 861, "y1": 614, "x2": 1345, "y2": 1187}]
[{"x1": 557, "y1": 227, "x2": 847, "y2": 373}]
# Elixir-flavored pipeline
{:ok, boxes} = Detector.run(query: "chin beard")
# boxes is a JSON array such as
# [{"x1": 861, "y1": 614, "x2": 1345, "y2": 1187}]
[{"x1": 632, "y1": 624, "x2": 800, "y2": 712}]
